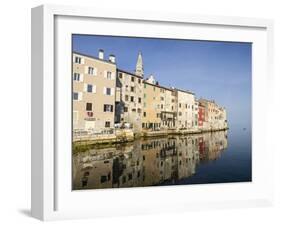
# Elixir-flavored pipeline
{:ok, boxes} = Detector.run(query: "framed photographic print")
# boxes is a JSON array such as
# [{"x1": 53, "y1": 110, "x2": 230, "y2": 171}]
[{"x1": 31, "y1": 4, "x2": 274, "y2": 221}]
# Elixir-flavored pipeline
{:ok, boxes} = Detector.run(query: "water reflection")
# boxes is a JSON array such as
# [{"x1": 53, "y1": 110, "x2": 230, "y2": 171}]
[{"x1": 73, "y1": 130, "x2": 228, "y2": 190}]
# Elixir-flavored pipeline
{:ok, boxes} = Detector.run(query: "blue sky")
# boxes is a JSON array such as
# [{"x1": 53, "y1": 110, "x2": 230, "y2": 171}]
[{"x1": 72, "y1": 35, "x2": 252, "y2": 130}]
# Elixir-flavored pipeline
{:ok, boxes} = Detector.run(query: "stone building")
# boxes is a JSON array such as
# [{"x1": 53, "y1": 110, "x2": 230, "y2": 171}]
[
  {"x1": 72, "y1": 50, "x2": 116, "y2": 132},
  {"x1": 115, "y1": 69, "x2": 143, "y2": 132},
  {"x1": 114, "y1": 52, "x2": 144, "y2": 133}
]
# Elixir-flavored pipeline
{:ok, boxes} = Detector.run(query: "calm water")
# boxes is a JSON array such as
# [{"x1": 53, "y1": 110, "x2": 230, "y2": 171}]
[{"x1": 72, "y1": 129, "x2": 251, "y2": 190}]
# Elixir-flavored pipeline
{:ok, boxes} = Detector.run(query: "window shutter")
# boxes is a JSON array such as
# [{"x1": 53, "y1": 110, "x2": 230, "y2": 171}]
[
  {"x1": 94, "y1": 68, "x2": 97, "y2": 76},
  {"x1": 78, "y1": 92, "x2": 83, "y2": 101},
  {"x1": 103, "y1": 105, "x2": 106, "y2": 112},
  {"x1": 111, "y1": 72, "x2": 115, "y2": 80},
  {"x1": 103, "y1": 87, "x2": 106, "y2": 95},
  {"x1": 111, "y1": 105, "x2": 113, "y2": 112},
  {"x1": 111, "y1": 88, "x2": 115, "y2": 96},
  {"x1": 93, "y1": 85, "x2": 96, "y2": 93},
  {"x1": 73, "y1": 55, "x2": 76, "y2": 63},
  {"x1": 84, "y1": 66, "x2": 88, "y2": 74},
  {"x1": 84, "y1": 84, "x2": 87, "y2": 92},
  {"x1": 81, "y1": 58, "x2": 85, "y2": 64},
  {"x1": 80, "y1": 74, "x2": 84, "y2": 82},
  {"x1": 104, "y1": 71, "x2": 107, "y2": 78}
]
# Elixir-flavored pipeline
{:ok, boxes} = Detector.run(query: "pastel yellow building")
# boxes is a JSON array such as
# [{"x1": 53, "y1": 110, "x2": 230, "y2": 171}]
[{"x1": 72, "y1": 50, "x2": 116, "y2": 133}]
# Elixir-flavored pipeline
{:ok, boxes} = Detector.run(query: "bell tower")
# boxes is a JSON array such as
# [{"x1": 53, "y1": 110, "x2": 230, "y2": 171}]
[{"x1": 135, "y1": 52, "x2": 144, "y2": 77}]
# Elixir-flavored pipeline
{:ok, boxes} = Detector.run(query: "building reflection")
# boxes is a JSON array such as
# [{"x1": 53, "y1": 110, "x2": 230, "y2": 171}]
[{"x1": 72, "y1": 131, "x2": 228, "y2": 190}]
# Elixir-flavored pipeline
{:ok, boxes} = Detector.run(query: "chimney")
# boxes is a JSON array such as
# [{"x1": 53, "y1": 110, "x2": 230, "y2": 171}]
[
  {"x1": 109, "y1": 54, "x2": 116, "y2": 63},
  {"x1": 98, "y1": 49, "x2": 104, "y2": 60}
]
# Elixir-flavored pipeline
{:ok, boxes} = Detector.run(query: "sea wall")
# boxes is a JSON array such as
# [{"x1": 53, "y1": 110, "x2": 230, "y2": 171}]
[{"x1": 73, "y1": 127, "x2": 229, "y2": 153}]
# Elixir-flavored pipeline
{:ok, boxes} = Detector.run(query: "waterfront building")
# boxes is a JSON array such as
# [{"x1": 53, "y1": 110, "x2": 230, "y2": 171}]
[
  {"x1": 142, "y1": 77, "x2": 162, "y2": 130},
  {"x1": 160, "y1": 88, "x2": 177, "y2": 129},
  {"x1": 198, "y1": 99, "x2": 228, "y2": 130},
  {"x1": 214, "y1": 106, "x2": 227, "y2": 130},
  {"x1": 142, "y1": 75, "x2": 177, "y2": 130},
  {"x1": 198, "y1": 99, "x2": 215, "y2": 130},
  {"x1": 174, "y1": 88, "x2": 196, "y2": 130},
  {"x1": 198, "y1": 102, "x2": 206, "y2": 129},
  {"x1": 72, "y1": 49, "x2": 227, "y2": 135},
  {"x1": 115, "y1": 67, "x2": 143, "y2": 132},
  {"x1": 115, "y1": 52, "x2": 144, "y2": 132},
  {"x1": 72, "y1": 50, "x2": 116, "y2": 132},
  {"x1": 194, "y1": 100, "x2": 199, "y2": 129}
]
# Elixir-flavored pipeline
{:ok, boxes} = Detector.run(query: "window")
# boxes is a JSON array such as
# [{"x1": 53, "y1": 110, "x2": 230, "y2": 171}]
[
  {"x1": 179, "y1": 112, "x2": 182, "y2": 116},
  {"x1": 107, "y1": 71, "x2": 112, "y2": 79},
  {"x1": 73, "y1": 92, "x2": 79, "y2": 100},
  {"x1": 185, "y1": 104, "x2": 188, "y2": 108},
  {"x1": 105, "y1": 121, "x2": 110, "y2": 128},
  {"x1": 104, "y1": 104, "x2": 113, "y2": 112},
  {"x1": 106, "y1": 88, "x2": 111, "y2": 95},
  {"x1": 179, "y1": 103, "x2": 182, "y2": 108},
  {"x1": 138, "y1": 97, "x2": 141, "y2": 103},
  {"x1": 144, "y1": 102, "x2": 146, "y2": 107},
  {"x1": 119, "y1": 72, "x2": 123, "y2": 78},
  {"x1": 138, "y1": 79, "x2": 141, "y2": 84},
  {"x1": 131, "y1": 77, "x2": 135, "y2": 82},
  {"x1": 88, "y1": 67, "x2": 95, "y2": 75},
  {"x1": 143, "y1": 112, "x2": 146, "y2": 117},
  {"x1": 144, "y1": 93, "x2": 146, "y2": 98},
  {"x1": 125, "y1": 95, "x2": 129, "y2": 101},
  {"x1": 86, "y1": 103, "x2": 92, "y2": 111},
  {"x1": 75, "y1": 56, "x2": 81, "y2": 64},
  {"x1": 161, "y1": 97, "x2": 164, "y2": 101},
  {"x1": 131, "y1": 87, "x2": 135, "y2": 92},
  {"x1": 73, "y1": 73, "x2": 80, "y2": 81},
  {"x1": 161, "y1": 104, "x2": 163, "y2": 109},
  {"x1": 157, "y1": 113, "x2": 161, "y2": 118},
  {"x1": 137, "y1": 108, "x2": 141, "y2": 113},
  {"x1": 87, "y1": 84, "x2": 93, "y2": 93},
  {"x1": 124, "y1": 107, "x2": 128, "y2": 112},
  {"x1": 132, "y1": 108, "x2": 136, "y2": 112},
  {"x1": 130, "y1": 96, "x2": 134, "y2": 102}
]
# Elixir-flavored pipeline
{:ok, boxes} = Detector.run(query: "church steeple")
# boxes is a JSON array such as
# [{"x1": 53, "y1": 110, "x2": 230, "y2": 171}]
[{"x1": 135, "y1": 52, "x2": 144, "y2": 77}]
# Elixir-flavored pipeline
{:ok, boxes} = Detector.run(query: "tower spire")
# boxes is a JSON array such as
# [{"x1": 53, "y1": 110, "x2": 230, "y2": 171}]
[{"x1": 135, "y1": 52, "x2": 144, "y2": 77}]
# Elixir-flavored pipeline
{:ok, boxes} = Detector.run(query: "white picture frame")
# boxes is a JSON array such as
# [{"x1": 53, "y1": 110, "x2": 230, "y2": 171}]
[{"x1": 31, "y1": 4, "x2": 274, "y2": 221}]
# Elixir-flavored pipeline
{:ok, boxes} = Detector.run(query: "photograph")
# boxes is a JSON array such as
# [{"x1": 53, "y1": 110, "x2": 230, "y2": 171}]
[{"x1": 71, "y1": 35, "x2": 252, "y2": 190}]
